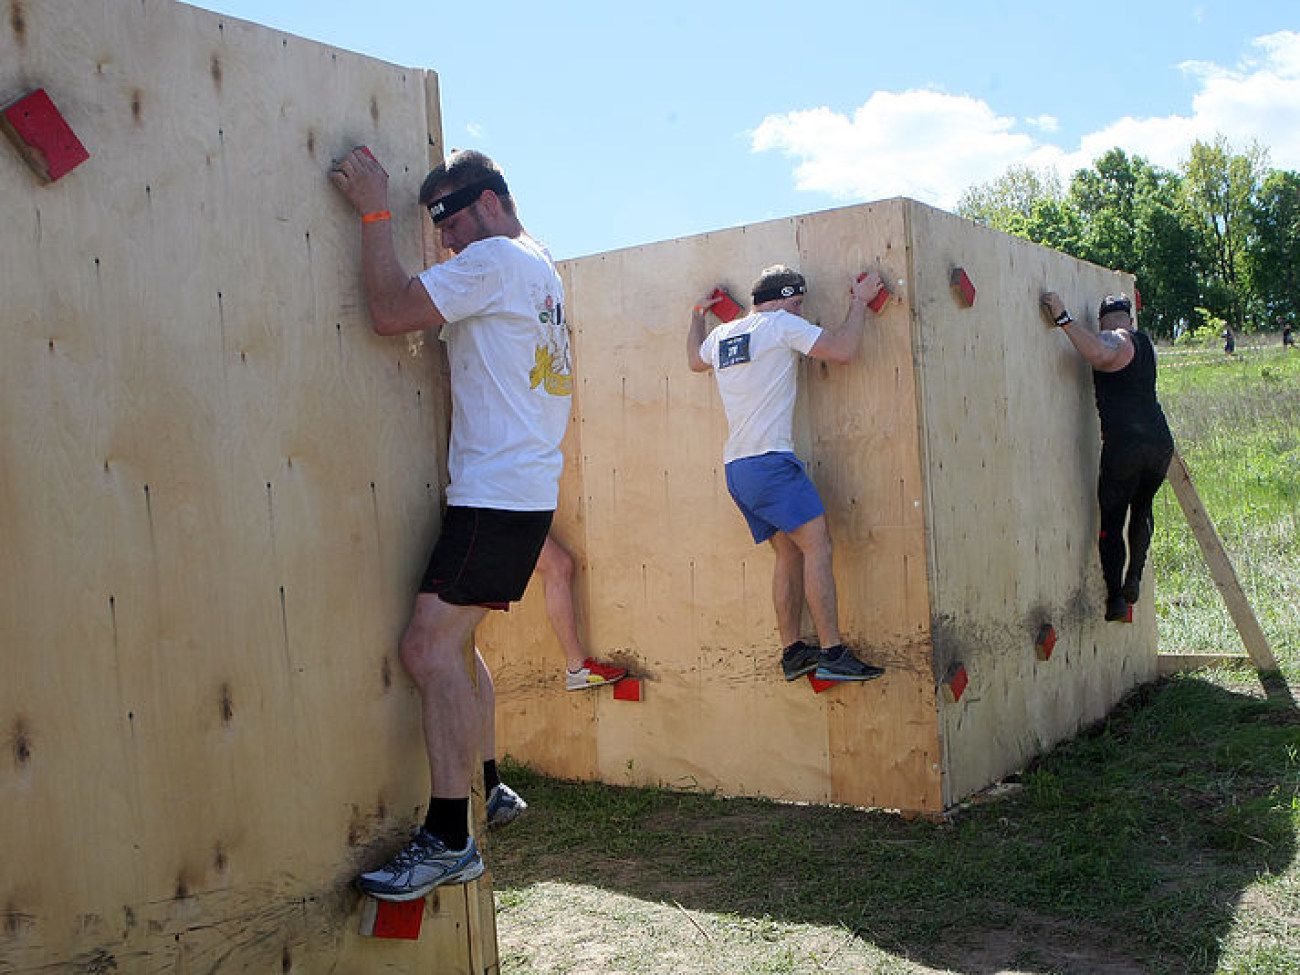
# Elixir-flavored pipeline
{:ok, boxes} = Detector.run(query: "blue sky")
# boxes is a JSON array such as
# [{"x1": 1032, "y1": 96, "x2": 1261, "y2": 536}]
[{"x1": 189, "y1": 0, "x2": 1300, "y2": 260}]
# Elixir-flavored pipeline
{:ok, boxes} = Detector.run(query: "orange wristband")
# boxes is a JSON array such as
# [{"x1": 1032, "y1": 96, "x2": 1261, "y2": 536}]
[{"x1": 362, "y1": 210, "x2": 391, "y2": 223}]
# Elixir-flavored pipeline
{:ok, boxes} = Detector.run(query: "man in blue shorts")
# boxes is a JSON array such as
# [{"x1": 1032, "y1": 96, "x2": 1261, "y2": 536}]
[
  {"x1": 330, "y1": 148, "x2": 571, "y2": 899},
  {"x1": 687, "y1": 265, "x2": 888, "y2": 683}
]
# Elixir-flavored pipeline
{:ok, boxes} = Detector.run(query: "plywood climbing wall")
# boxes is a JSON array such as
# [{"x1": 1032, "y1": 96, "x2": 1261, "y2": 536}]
[
  {"x1": 904, "y1": 204, "x2": 1157, "y2": 807},
  {"x1": 482, "y1": 203, "x2": 941, "y2": 811},
  {"x1": 1, "y1": 1, "x2": 495, "y2": 971},
  {"x1": 479, "y1": 199, "x2": 1157, "y2": 813}
]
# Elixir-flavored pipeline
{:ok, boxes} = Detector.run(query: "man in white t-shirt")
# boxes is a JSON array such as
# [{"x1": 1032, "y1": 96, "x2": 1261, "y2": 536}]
[
  {"x1": 688, "y1": 265, "x2": 888, "y2": 684},
  {"x1": 330, "y1": 148, "x2": 570, "y2": 900}
]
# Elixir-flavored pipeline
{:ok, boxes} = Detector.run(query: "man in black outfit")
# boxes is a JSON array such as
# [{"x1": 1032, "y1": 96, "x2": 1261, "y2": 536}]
[{"x1": 1041, "y1": 292, "x2": 1175, "y2": 621}]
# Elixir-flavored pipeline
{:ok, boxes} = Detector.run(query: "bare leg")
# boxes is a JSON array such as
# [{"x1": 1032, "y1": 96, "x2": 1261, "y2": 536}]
[
  {"x1": 786, "y1": 515, "x2": 842, "y2": 649},
  {"x1": 768, "y1": 532, "x2": 806, "y2": 647},
  {"x1": 398, "y1": 593, "x2": 489, "y2": 798},
  {"x1": 535, "y1": 535, "x2": 586, "y2": 671},
  {"x1": 475, "y1": 647, "x2": 495, "y2": 770}
]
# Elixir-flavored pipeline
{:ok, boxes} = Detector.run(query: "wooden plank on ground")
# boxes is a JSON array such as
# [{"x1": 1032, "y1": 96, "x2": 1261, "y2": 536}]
[{"x1": 1165, "y1": 450, "x2": 1279, "y2": 674}]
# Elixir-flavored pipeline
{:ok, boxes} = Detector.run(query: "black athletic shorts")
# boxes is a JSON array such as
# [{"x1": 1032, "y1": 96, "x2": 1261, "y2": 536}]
[{"x1": 419, "y1": 506, "x2": 553, "y2": 609}]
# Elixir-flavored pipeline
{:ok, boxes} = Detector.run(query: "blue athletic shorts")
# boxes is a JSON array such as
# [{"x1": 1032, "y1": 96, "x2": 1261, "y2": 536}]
[{"x1": 724, "y1": 452, "x2": 825, "y2": 544}]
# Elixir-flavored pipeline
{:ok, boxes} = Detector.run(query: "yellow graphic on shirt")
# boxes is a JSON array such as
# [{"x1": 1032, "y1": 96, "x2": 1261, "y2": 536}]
[
  {"x1": 530, "y1": 344, "x2": 572, "y2": 395},
  {"x1": 530, "y1": 296, "x2": 572, "y2": 396}
]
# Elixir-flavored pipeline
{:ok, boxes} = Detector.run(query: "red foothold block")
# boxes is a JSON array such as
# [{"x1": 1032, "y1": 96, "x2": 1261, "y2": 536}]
[
  {"x1": 807, "y1": 673, "x2": 837, "y2": 694},
  {"x1": 708, "y1": 287, "x2": 742, "y2": 323},
  {"x1": 1034, "y1": 624, "x2": 1057, "y2": 661},
  {"x1": 358, "y1": 144, "x2": 388, "y2": 175},
  {"x1": 942, "y1": 664, "x2": 968, "y2": 703},
  {"x1": 1125, "y1": 604, "x2": 1133, "y2": 624},
  {"x1": 359, "y1": 896, "x2": 424, "y2": 939},
  {"x1": 1, "y1": 89, "x2": 90, "y2": 183},
  {"x1": 950, "y1": 267, "x2": 977, "y2": 307},
  {"x1": 613, "y1": 678, "x2": 642, "y2": 701},
  {"x1": 859, "y1": 272, "x2": 890, "y2": 312}
]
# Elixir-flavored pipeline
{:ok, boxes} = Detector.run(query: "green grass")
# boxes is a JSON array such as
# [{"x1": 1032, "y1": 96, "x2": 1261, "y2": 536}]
[
  {"x1": 1154, "y1": 344, "x2": 1300, "y2": 665},
  {"x1": 489, "y1": 342, "x2": 1300, "y2": 975}
]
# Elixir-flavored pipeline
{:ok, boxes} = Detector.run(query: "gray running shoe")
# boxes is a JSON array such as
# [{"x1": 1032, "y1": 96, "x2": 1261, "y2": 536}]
[
  {"x1": 814, "y1": 645, "x2": 885, "y2": 682},
  {"x1": 357, "y1": 829, "x2": 484, "y2": 902},
  {"x1": 486, "y1": 783, "x2": 527, "y2": 828},
  {"x1": 565, "y1": 657, "x2": 628, "y2": 691},
  {"x1": 781, "y1": 641, "x2": 821, "y2": 681}
]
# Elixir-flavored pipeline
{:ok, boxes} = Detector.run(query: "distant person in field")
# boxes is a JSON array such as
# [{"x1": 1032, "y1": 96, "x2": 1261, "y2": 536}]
[
  {"x1": 535, "y1": 534, "x2": 627, "y2": 690},
  {"x1": 1041, "y1": 292, "x2": 1175, "y2": 622},
  {"x1": 1223, "y1": 326, "x2": 1236, "y2": 356},
  {"x1": 1281, "y1": 317, "x2": 1295, "y2": 349},
  {"x1": 687, "y1": 265, "x2": 888, "y2": 683}
]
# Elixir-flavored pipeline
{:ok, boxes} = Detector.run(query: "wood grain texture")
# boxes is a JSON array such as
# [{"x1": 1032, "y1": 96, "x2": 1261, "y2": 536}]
[
  {"x1": 905, "y1": 202, "x2": 1158, "y2": 806},
  {"x1": 480, "y1": 201, "x2": 1159, "y2": 815},
  {"x1": 481, "y1": 204, "x2": 942, "y2": 810},
  {"x1": 1, "y1": 1, "x2": 493, "y2": 971}
]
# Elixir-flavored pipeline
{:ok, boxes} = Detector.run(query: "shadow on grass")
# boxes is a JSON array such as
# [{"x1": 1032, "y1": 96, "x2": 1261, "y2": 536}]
[
  {"x1": 489, "y1": 675, "x2": 1299, "y2": 974},
  {"x1": 1263, "y1": 669, "x2": 1296, "y2": 707}
]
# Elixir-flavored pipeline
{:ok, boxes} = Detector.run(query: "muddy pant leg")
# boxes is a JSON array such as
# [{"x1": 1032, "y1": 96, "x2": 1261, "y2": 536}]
[
  {"x1": 1097, "y1": 446, "x2": 1138, "y2": 600},
  {"x1": 1124, "y1": 446, "x2": 1174, "y2": 593}
]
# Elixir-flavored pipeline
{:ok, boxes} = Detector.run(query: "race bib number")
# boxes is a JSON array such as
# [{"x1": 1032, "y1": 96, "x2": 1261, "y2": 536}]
[{"x1": 717, "y1": 334, "x2": 751, "y2": 369}]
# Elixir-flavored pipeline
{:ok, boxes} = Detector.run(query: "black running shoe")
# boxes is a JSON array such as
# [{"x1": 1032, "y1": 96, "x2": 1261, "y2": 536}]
[
  {"x1": 1121, "y1": 577, "x2": 1141, "y2": 605},
  {"x1": 814, "y1": 645, "x2": 885, "y2": 682},
  {"x1": 781, "y1": 641, "x2": 820, "y2": 681}
]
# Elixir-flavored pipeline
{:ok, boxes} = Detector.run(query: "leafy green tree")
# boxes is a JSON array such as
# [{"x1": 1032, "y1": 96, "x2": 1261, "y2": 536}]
[
  {"x1": 1069, "y1": 148, "x2": 1140, "y2": 272},
  {"x1": 1180, "y1": 136, "x2": 1269, "y2": 329},
  {"x1": 953, "y1": 144, "x2": 1300, "y2": 339},
  {"x1": 1016, "y1": 197, "x2": 1087, "y2": 256},
  {"x1": 956, "y1": 165, "x2": 1064, "y2": 230},
  {"x1": 1134, "y1": 190, "x2": 1201, "y2": 337},
  {"x1": 1247, "y1": 169, "x2": 1300, "y2": 327},
  {"x1": 1065, "y1": 150, "x2": 1200, "y2": 338}
]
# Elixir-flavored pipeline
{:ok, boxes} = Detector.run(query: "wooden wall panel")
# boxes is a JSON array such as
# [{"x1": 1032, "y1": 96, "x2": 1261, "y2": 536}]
[
  {"x1": 483, "y1": 223, "x2": 836, "y2": 801},
  {"x1": 905, "y1": 202, "x2": 1158, "y2": 806},
  {"x1": 792, "y1": 203, "x2": 939, "y2": 811},
  {"x1": 482, "y1": 206, "x2": 943, "y2": 810},
  {"x1": 0, "y1": 1, "x2": 494, "y2": 971},
  {"x1": 482, "y1": 200, "x2": 1159, "y2": 816}
]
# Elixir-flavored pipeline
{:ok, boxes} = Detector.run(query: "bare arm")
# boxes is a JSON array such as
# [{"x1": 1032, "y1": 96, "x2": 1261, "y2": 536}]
[
  {"x1": 329, "y1": 147, "x2": 446, "y2": 336},
  {"x1": 1040, "y1": 292, "x2": 1134, "y2": 372},
  {"x1": 807, "y1": 271, "x2": 883, "y2": 364},
  {"x1": 687, "y1": 291, "x2": 722, "y2": 373}
]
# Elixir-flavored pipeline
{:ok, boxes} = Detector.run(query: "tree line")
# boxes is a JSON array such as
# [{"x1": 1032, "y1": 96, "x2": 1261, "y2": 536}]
[{"x1": 956, "y1": 136, "x2": 1300, "y2": 340}]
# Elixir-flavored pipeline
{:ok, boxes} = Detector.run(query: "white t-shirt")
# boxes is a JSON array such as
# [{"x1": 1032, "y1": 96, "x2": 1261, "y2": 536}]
[
  {"x1": 419, "y1": 235, "x2": 571, "y2": 510},
  {"x1": 698, "y1": 309, "x2": 823, "y2": 463}
]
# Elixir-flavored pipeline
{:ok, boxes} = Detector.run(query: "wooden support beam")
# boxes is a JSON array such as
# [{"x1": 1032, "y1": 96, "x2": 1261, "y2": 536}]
[{"x1": 1165, "y1": 450, "x2": 1279, "y2": 674}]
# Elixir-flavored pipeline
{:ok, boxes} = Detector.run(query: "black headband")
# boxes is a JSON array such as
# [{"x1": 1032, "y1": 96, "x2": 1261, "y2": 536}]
[
  {"x1": 427, "y1": 173, "x2": 509, "y2": 224},
  {"x1": 752, "y1": 281, "x2": 806, "y2": 304},
  {"x1": 1098, "y1": 295, "x2": 1132, "y2": 317}
]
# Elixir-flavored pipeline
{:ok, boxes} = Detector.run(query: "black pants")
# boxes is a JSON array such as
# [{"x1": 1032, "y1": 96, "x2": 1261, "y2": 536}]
[{"x1": 1097, "y1": 440, "x2": 1174, "y2": 599}]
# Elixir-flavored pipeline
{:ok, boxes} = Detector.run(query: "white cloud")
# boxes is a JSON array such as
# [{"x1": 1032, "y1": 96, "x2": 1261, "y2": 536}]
[
  {"x1": 751, "y1": 90, "x2": 1035, "y2": 209},
  {"x1": 1179, "y1": 31, "x2": 1300, "y2": 164},
  {"x1": 465, "y1": 122, "x2": 486, "y2": 139},
  {"x1": 752, "y1": 30, "x2": 1300, "y2": 208}
]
